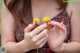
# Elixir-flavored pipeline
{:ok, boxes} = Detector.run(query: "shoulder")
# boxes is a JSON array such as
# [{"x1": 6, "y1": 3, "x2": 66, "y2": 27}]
[
  {"x1": 2, "y1": 0, "x2": 14, "y2": 20},
  {"x1": 66, "y1": 2, "x2": 80, "y2": 17}
]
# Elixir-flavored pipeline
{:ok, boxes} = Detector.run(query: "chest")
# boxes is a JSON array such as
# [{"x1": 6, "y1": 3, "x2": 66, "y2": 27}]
[{"x1": 31, "y1": 2, "x2": 62, "y2": 24}]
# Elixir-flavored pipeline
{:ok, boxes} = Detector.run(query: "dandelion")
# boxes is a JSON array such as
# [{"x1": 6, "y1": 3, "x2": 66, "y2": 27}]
[
  {"x1": 42, "y1": 16, "x2": 50, "y2": 23},
  {"x1": 33, "y1": 17, "x2": 40, "y2": 23}
]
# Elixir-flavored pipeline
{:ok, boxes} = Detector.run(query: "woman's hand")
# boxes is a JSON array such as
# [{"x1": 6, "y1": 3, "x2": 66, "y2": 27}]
[
  {"x1": 21, "y1": 22, "x2": 48, "y2": 52},
  {"x1": 48, "y1": 21, "x2": 67, "y2": 52}
]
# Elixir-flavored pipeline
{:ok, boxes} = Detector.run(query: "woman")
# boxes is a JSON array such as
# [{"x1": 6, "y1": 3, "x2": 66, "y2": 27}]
[{"x1": 1, "y1": 0, "x2": 80, "y2": 53}]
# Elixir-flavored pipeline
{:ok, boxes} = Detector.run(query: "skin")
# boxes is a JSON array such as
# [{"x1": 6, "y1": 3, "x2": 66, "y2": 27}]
[{"x1": 1, "y1": 0, "x2": 80, "y2": 53}]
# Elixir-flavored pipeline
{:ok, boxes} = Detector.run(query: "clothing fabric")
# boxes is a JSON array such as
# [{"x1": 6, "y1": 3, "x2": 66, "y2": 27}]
[{"x1": 15, "y1": 9, "x2": 71, "y2": 53}]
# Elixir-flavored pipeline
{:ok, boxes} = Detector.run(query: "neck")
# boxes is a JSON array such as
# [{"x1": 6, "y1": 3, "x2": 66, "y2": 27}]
[{"x1": 31, "y1": 0, "x2": 56, "y2": 7}]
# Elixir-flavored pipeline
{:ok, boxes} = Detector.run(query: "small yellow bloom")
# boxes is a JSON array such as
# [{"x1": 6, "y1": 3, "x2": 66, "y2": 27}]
[
  {"x1": 33, "y1": 17, "x2": 40, "y2": 23},
  {"x1": 42, "y1": 16, "x2": 50, "y2": 22}
]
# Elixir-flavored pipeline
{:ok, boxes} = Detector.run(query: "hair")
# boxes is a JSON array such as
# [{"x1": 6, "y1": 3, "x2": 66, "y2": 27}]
[{"x1": 4, "y1": 0, "x2": 68, "y2": 33}]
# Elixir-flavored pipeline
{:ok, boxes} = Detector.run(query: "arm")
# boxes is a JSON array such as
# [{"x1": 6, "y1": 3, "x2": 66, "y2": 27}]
[
  {"x1": 1, "y1": 1, "x2": 26, "y2": 53},
  {"x1": 1, "y1": 1, "x2": 48, "y2": 53},
  {"x1": 61, "y1": 2, "x2": 80, "y2": 53},
  {"x1": 47, "y1": 2, "x2": 80, "y2": 53}
]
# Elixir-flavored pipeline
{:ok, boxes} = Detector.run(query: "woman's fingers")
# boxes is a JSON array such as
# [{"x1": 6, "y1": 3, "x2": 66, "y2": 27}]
[
  {"x1": 24, "y1": 22, "x2": 35, "y2": 33},
  {"x1": 31, "y1": 23, "x2": 47, "y2": 35},
  {"x1": 36, "y1": 34, "x2": 48, "y2": 48},
  {"x1": 29, "y1": 29, "x2": 48, "y2": 48},
  {"x1": 50, "y1": 21, "x2": 67, "y2": 32},
  {"x1": 34, "y1": 29, "x2": 48, "y2": 41}
]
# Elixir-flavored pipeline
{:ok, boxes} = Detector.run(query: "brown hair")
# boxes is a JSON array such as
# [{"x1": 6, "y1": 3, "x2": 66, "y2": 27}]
[{"x1": 4, "y1": 0, "x2": 67, "y2": 32}]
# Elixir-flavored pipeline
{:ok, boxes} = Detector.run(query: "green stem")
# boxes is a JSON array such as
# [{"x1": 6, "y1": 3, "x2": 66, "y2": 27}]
[{"x1": 36, "y1": 49, "x2": 38, "y2": 53}]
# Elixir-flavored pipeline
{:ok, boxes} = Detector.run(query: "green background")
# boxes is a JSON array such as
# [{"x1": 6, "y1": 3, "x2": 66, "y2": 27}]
[
  {"x1": 0, "y1": 0, "x2": 2, "y2": 46},
  {"x1": 63, "y1": 0, "x2": 80, "y2": 2}
]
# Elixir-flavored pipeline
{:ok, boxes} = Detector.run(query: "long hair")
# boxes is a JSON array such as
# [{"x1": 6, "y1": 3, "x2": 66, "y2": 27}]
[{"x1": 4, "y1": 0, "x2": 67, "y2": 32}]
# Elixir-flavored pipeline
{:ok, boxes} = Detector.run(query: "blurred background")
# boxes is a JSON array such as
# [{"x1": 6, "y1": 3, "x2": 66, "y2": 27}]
[{"x1": 0, "y1": 0, "x2": 2, "y2": 46}]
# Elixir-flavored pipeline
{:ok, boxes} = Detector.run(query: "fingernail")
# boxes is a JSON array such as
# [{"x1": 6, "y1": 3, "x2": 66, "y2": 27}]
[
  {"x1": 61, "y1": 22, "x2": 64, "y2": 26},
  {"x1": 50, "y1": 21, "x2": 54, "y2": 25},
  {"x1": 46, "y1": 22, "x2": 51, "y2": 27},
  {"x1": 32, "y1": 21, "x2": 35, "y2": 25}
]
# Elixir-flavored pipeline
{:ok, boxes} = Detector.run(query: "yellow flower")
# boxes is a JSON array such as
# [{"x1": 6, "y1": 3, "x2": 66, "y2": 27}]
[
  {"x1": 42, "y1": 16, "x2": 50, "y2": 22},
  {"x1": 33, "y1": 17, "x2": 40, "y2": 23}
]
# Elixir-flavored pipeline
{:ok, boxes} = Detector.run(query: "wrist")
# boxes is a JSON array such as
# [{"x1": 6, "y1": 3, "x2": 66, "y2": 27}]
[
  {"x1": 52, "y1": 43, "x2": 64, "y2": 53},
  {"x1": 17, "y1": 40, "x2": 31, "y2": 53},
  {"x1": 59, "y1": 43, "x2": 64, "y2": 53}
]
